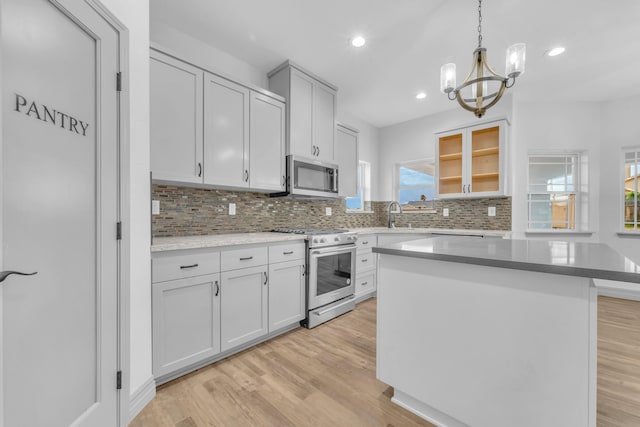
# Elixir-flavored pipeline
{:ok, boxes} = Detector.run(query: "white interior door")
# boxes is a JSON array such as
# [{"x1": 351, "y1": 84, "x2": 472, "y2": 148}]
[{"x1": 1, "y1": 0, "x2": 121, "y2": 426}]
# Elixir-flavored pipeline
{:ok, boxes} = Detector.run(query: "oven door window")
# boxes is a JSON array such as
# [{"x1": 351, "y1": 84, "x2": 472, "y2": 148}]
[{"x1": 316, "y1": 252, "x2": 352, "y2": 296}]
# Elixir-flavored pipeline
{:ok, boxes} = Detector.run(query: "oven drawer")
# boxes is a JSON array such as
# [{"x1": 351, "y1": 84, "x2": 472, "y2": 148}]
[
  {"x1": 269, "y1": 242, "x2": 305, "y2": 263},
  {"x1": 152, "y1": 250, "x2": 221, "y2": 283},
  {"x1": 356, "y1": 234, "x2": 377, "y2": 250},
  {"x1": 355, "y1": 270, "x2": 376, "y2": 295},
  {"x1": 356, "y1": 253, "x2": 376, "y2": 272},
  {"x1": 221, "y1": 246, "x2": 268, "y2": 271}
]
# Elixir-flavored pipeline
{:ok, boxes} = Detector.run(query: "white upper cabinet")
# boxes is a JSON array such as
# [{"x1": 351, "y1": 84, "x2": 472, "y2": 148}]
[
  {"x1": 249, "y1": 92, "x2": 286, "y2": 192},
  {"x1": 336, "y1": 123, "x2": 359, "y2": 198},
  {"x1": 150, "y1": 50, "x2": 204, "y2": 184},
  {"x1": 268, "y1": 61, "x2": 337, "y2": 163},
  {"x1": 203, "y1": 72, "x2": 250, "y2": 188},
  {"x1": 436, "y1": 119, "x2": 508, "y2": 198},
  {"x1": 150, "y1": 49, "x2": 285, "y2": 192}
]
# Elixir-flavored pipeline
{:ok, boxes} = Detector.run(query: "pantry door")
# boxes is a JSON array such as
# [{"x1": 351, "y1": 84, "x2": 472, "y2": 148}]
[{"x1": 0, "y1": 0, "x2": 122, "y2": 426}]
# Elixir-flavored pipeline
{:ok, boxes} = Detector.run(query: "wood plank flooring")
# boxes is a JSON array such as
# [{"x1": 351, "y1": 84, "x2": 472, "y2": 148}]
[
  {"x1": 132, "y1": 296, "x2": 640, "y2": 427},
  {"x1": 131, "y1": 298, "x2": 434, "y2": 427}
]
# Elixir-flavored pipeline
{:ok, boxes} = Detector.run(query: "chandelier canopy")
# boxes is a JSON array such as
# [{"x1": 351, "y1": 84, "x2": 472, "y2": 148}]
[{"x1": 440, "y1": 0, "x2": 525, "y2": 118}]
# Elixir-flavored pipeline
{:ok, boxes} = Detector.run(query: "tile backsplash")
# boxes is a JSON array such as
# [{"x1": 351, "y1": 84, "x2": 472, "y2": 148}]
[{"x1": 152, "y1": 184, "x2": 511, "y2": 237}]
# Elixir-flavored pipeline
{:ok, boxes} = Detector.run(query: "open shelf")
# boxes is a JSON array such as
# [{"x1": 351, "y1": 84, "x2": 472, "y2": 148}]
[
  {"x1": 471, "y1": 172, "x2": 499, "y2": 179},
  {"x1": 439, "y1": 152, "x2": 463, "y2": 161},
  {"x1": 439, "y1": 175, "x2": 463, "y2": 182},
  {"x1": 472, "y1": 147, "x2": 499, "y2": 157}
]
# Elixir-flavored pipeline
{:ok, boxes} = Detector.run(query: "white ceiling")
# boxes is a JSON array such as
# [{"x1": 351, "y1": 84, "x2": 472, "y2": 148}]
[{"x1": 150, "y1": 0, "x2": 640, "y2": 128}]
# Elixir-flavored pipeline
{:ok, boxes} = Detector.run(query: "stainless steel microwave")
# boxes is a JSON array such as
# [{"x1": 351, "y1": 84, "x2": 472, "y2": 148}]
[{"x1": 284, "y1": 155, "x2": 339, "y2": 198}]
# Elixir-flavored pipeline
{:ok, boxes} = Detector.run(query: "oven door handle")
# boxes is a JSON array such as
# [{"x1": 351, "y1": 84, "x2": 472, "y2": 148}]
[{"x1": 309, "y1": 244, "x2": 357, "y2": 256}]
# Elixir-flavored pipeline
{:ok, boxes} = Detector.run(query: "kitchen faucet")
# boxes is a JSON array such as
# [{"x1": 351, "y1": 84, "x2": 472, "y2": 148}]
[{"x1": 387, "y1": 201, "x2": 402, "y2": 228}]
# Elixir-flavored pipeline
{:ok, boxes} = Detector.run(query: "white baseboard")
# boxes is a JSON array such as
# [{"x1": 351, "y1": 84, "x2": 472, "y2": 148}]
[
  {"x1": 129, "y1": 376, "x2": 156, "y2": 423},
  {"x1": 392, "y1": 390, "x2": 469, "y2": 427}
]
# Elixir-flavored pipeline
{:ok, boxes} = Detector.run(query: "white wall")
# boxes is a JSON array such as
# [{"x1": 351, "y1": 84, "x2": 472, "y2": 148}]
[
  {"x1": 378, "y1": 96, "x2": 512, "y2": 201},
  {"x1": 150, "y1": 21, "x2": 267, "y2": 89},
  {"x1": 100, "y1": 0, "x2": 152, "y2": 402},
  {"x1": 599, "y1": 95, "x2": 640, "y2": 264},
  {"x1": 511, "y1": 101, "x2": 602, "y2": 240}
]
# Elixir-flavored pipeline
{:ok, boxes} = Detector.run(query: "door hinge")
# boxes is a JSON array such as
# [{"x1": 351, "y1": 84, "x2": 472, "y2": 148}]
[
  {"x1": 116, "y1": 222, "x2": 122, "y2": 240},
  {"x1": 116, "y1": 72, "x2": 122, "y2": 92},
  {"x1": 116, "y1": 371, "x2": 122, "y2": 390}
]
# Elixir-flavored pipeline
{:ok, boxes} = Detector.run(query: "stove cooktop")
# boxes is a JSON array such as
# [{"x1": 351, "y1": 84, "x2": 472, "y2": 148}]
[
  {"x1": 272, "y1": 228, "x2": 357, "y2": 247},
  {"x1": 272, "y1": 228, "x2": 349, "y2": 235}
]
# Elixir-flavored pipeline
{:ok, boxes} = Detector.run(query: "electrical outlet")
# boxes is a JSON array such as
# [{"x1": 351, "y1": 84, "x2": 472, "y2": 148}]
[
  {"x1": 488, "y1": 206, "x2": 496, "y2": 217},
  {"x1": 325, "y1": 207, "x2": 332, "y2": 216},
  {"x1": 443, "y1": 208, "x2": 449, "y2": 217},
  {"x1": 151, "y1": 200, "x2": 160, "y2": 215},
  {"x1": 229, "y1": 203, "x2": 236, "y2": 215}
]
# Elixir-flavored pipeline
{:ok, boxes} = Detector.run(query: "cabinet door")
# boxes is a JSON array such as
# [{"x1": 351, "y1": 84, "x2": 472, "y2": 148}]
[
  {"x1": 204, "y1": 72, "x2": 250, "y2": 188},
  {"x1": 289, "y1": 69, "x2": 314, "y2": 157},
  {"x1": 250, "y1": 92, "x2": 285, "y2": 191},
  {"x1": 220, "y1": 265, "x2": 268, "y2": 352},
  {"x1": 468, "y1": 121, "x2": 505, "y2": 196},
  {"x1": 150, "y1": 51, "x2": 204, "y2": 184},
  {"x1": 314, "y1": 82, "x2": 336, "y2": 161},
  {"x1": 268, "y1": 260, "x2": 305, "y2": 332},
  {"x1": 152, "y1": 273, "x2": 221, "y2": 378},
  {"x1": 336, "y1": 125, "x2": 358, "y2": 197},
  {"x1": 436, "y1": 129, "x2": 464, "y2": 198}
]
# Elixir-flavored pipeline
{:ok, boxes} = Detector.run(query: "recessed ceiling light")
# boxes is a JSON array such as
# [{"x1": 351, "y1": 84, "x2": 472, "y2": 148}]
[
  {"x1": 351, "y1": 36, "x2": 366, "y2": 48},
  {"x1": 416, "y1": 92, "x2": 427, "y2": 100},
  {"x1": 547, "y1": 47, "x2": 566, "y2": 57}
]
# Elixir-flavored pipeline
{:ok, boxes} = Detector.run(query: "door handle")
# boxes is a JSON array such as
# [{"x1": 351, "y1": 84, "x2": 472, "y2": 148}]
[
  {"x1": 317, "y1": 146, "x2": 320, "y2": 157},
  {"x1": 215, "y1": 280, "x2": 219, "y2": 296},
  {"x1": 0, "y1": 270, "x2": 38, "y2": 283},
  {"x1": 197, "y1": 162, "x2": 202, "y2": 177},
  {"x1": 244, "y1": 169, "x2": 249, "y2": 182},
  {"x1": 263, "y1": 271, "x2": 268, "y2": 285}
]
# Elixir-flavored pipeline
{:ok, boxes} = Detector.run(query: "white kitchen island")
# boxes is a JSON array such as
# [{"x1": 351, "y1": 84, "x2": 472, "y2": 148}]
[{"x1": 373, "y1": 236, "x2": 640, "y2": 427}]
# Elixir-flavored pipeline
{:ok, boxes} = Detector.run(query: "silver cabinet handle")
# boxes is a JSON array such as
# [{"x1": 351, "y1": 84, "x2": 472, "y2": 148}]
[
  {"x1": 215, "y1": 280, "x2": 219, "y2": 296},
  {"x1": 361, "y1": 281, "x2": 368, "y2": 286},
  {"x1": 468, "y1": 184, "x2": 471, "y2": 193},
  {"x1": 317, "y1": 146, "x2": 320, "y2": 157},
  {"x1": 463, "y1": 184, "x2": 466, "y2": 194},
  {"x1": 244, "y1": 169, "x2": 249, "y2": 182},
  {"x1": 180, "y1": 263, "x2": 198, "y2": 269},
  {"x1": 312, "y1": 145, "x2": 317, "y2": 156},
  {"x1": 239, "y1": 256, "x2": 253, "y2": 261},
  {"x1": 0, "y1": 270, "x2": 37, "y2": 284},
  {"x1": 197, "y1": 162, "x2": 202, "y2": 177},
  {"x1": 362, "y1": 241, "x2": 369, "y2": 245},
  {"x1": 283, "y1": 251, "x2": 294, "y2": 255},
  {"x1": 263, "y1": 271, "x2": 268, "y2": 285},
  {"x1": 361, "y1": 259, "x2": 368, "y2": 263}
]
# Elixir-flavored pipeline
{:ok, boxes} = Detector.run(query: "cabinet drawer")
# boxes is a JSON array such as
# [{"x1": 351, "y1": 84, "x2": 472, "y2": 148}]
[
  {"x1": 357, "y1": 234, "x2": 377, "y2": 250},
  {"x1": 221, "y1": 246, "x2": 268, "y2": 271},
  {"x1": 152, "y1": 250, "x2": 220, "y2": 283},
  {"x1": 269, "y1": 242, "x2": 305, "y2": 263},
  {"x1": 355, "y1": 270, "x2": 376, "y2": 295},
  {"x1": 356, "y1": 252, "x2": 376, "y2": 272}
]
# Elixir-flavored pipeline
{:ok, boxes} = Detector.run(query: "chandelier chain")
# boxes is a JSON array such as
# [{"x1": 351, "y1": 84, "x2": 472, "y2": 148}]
[{"x1": 477, "y1": 0, "x2": 483, "y2": 48}]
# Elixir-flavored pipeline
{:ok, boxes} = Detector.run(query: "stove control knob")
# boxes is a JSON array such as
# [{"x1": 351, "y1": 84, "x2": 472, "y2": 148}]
[
  {"x1": 320, "y1": 238, "x2": 327, "y2": 243},
  {"x1": 334, "y1": 236, "x2": 340, "y2": 242},
  {"x1": 313, "y1": 238, "x2": 319, "y2": 244}
]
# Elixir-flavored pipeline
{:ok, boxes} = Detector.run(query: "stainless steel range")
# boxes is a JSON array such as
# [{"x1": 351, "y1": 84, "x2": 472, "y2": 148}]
[{"x1": 273, "y1": 228, "x2": 358, "y2": 328}]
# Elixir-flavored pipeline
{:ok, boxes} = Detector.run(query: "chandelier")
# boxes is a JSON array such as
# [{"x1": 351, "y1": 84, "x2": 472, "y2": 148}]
[{"x1": 440, "y1": 0, "x2": 525, "y2": 118}]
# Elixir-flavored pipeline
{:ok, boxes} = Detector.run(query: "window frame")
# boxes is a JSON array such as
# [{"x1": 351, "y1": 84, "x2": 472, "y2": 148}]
[
  {"x1": 526, "y1": 152, "x2": 583, "y2": 232},
  {"x1": 394, "y1": 158, "x2": 436, "y2": 212},
  {"x1": 346, "y1": 160, "x2": 371, "y2": 213},
  {"x1": 621, "y1": 147, "x2": 640, "y2": 233}
]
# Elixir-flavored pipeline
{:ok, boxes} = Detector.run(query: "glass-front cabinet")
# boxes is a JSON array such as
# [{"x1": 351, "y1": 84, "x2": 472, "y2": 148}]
[
  {"x1": 436, "y1": 119, "x2": 508, "y2": 198},
  {"x1": 624, "y1": 150, "x2": 639, "y2": 231}
]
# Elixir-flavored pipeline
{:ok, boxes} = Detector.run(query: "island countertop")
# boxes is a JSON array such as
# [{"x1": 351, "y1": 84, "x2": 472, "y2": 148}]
[{"x1": 373, "y1": 235, "x2": 640, "y2": 284}]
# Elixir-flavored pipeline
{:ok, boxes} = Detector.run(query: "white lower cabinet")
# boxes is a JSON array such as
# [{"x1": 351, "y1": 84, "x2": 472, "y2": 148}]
[
  {"x1": 355, "y1": 233, "x2": 378, "y2": 301},
  {"x1": 152, "y1": 273, "x2": 221, "y2": 378},
  {"x1": 220, "y1": 265, "x2": 269, "y2": 352},
  {"x1": 268, "y1": 259, "x2": 305, "y2": 332}
]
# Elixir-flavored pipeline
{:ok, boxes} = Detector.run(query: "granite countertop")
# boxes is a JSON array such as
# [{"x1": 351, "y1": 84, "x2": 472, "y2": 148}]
[
  {"x1": 151, "y1": 233, "x2": 306, "y2": 252},
  {"x1": 350, "y1": 227, "x2": 510, "y2": 238},
  {"x1": 373, "y1": 235, "x2": 640, "y2": 284}
]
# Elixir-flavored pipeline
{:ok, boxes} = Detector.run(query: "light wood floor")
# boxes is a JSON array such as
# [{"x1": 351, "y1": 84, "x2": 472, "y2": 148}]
[{"x1": 132, "y1": 296, "x2": 640, "y2": 427}]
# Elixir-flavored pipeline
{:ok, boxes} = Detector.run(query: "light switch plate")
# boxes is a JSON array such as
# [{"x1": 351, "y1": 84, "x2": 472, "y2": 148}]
[
  {"x1": 151, "y1": 200, "x2": 160, "y2": 215},
  {"x1": 229, "y1": 203, "x2": 236, "y2": 215},
  {"x1": 443, "y1": 208, "x2": 449, "y2": 217},
  {"x1": 488, "y1": 206, "x2": 496, "y2": 217},
  {"x1": 325, "y1": 207, "x2": 332, "y2": 216}
]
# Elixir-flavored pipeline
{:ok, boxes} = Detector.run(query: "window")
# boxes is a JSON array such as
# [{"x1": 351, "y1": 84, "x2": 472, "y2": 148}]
[
  {"x1": 527, "y1": 154, "x2": 581, "y2": 230},
  {"x1": 346, "y1": 161, "x2": 371, "y2": 211},
  {"x1": 395, "y1": 159, "x2": 435, "y2": 211},
  {"x1": 624, "y1": 149, "x2": 639, "y2": 231}
]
